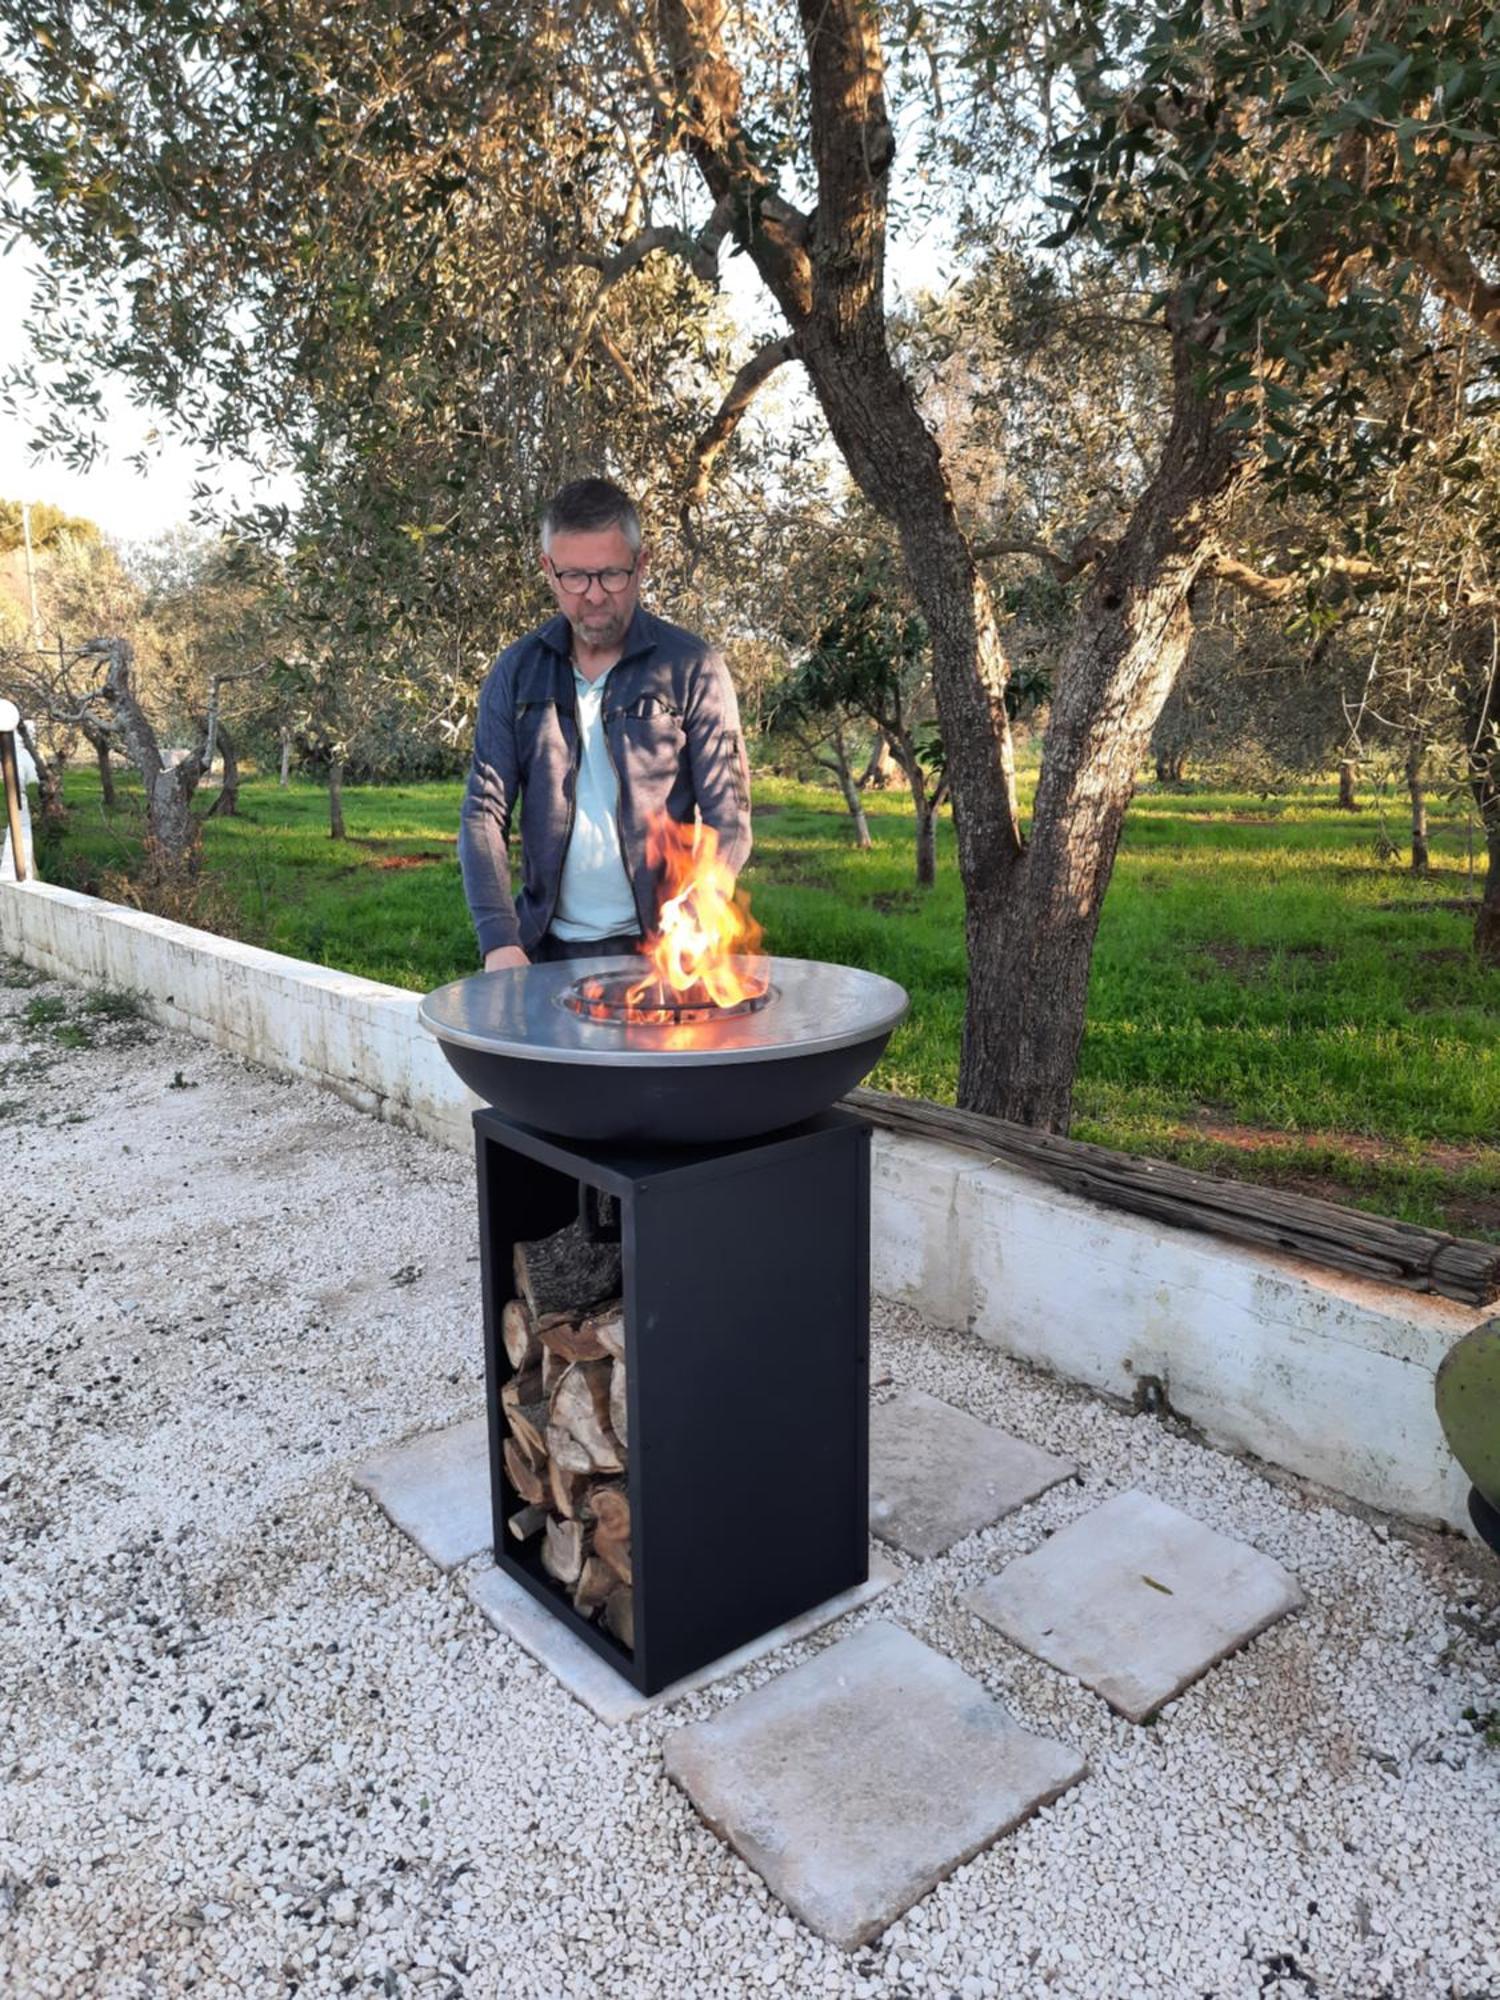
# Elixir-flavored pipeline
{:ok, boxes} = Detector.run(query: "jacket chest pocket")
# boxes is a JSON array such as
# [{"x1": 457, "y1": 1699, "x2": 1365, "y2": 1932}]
[{"x1": 610, "y1": 699, "x2": 684, "y2": 787}]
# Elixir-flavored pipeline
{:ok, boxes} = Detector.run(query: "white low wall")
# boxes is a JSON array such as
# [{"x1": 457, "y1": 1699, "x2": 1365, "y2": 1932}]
[
  {"x1": 0, "y1": 877, "x2": 480, "y2": 1151},
  {"x1": 2, "y1": 874, "x2": 1481, "y2": 1534}
]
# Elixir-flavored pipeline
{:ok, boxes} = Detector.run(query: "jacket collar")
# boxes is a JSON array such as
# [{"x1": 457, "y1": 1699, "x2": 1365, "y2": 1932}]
[{"x1": 535, "y1": 603, "x2": 658, "y2": 670}]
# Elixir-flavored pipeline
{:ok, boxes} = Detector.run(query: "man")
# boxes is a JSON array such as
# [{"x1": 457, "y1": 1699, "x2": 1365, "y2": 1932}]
[{"x1": 459, "y1": 477, "x2": 752, "y2": 969}]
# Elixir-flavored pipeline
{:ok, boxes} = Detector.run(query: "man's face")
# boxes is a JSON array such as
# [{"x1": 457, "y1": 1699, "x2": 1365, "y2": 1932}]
[{"x1": 541, "y1": 525, "x2": 645, "y2": 654}]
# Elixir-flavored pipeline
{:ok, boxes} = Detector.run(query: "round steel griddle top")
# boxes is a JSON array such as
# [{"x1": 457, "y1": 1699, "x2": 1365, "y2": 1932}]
[{"x1": 419, "y1": 955, "x2": 908, "y2": 1067}]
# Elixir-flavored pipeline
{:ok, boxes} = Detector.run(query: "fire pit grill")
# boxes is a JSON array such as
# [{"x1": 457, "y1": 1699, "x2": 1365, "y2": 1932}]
[
  {"x1": 420, "y1": 954, "x2": 908, "y2": 1145},
  {"x1": 422, "y1": 951, "x2": 908, "y2": 1694}
]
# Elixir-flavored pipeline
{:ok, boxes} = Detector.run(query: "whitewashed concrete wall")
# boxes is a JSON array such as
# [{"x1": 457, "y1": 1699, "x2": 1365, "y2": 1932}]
[
  {"x1": 2, "y1": 874, "x2": 1481, "y2": 1533},
  {"x1": 871, "y1": 1134, "x2": 1477, "y2": 1534},
  {"x1": 0, "y1": 876, "x2": 481, "y2": 1150}
]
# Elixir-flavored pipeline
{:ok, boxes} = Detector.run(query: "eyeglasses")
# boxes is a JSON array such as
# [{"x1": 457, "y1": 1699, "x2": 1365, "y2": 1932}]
[{"x1": 548, "y1": 560, "x2": 638, "y2": 595}]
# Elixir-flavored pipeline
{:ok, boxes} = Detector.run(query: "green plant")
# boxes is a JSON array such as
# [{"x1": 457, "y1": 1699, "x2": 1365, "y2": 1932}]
[
  {"x1": 1435, "y1": 1318, "x2": 1500, "y2": 1513},
  {"x1": 83, "y1": 989, "x2": 142, "y2": 1020}
]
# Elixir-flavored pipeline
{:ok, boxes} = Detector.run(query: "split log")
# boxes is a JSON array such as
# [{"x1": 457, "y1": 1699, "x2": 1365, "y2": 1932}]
[
  {"x1": 504, "y1": 1438, "x2": 548, "y2": 1507},
  {"x1": 501, "y1": 1299, "x2": 542, "y2": 1372},
  {"x1": 500, "y1": 1368, "x2": 549, "y2": 1462},
  {"x1": 514, "y1": 1219, "x2": 622, "y2": 1321},
  {"x1": 542, "y1": 1515, "x2": 587, "y2": 1586},
  {"x1": 550, "y1": 1361, "x2": 624, "y2": 1473},
  {"x1": 536, "y1": 1313, "x2": 612, "y2": 1365},
  {"x1": 603, "y1": 1587, "x2": 634, "y2": 1650},
  {"x1": 501, "y1": 1364, "x2": 543, "y2": 1407},
  {"x1": 573, "y1": 1556, "x2": 617, "y2": 1616},
  {"x1": 506, "y1": 1505, "x2": 547, "y2": 1542},
  {"x1": 588, "y1": 1482, "x2": 632, "y2": 1585},
  {"x1": 541, "y1": 1346, "x2": 567, "y2": 1394},
  {"x1": 609, "y1": 1358, "x2": 628, "y2": 1450},
  {"x1": 548, "y1": 1459, "x2": 590, "y2": 1519},
  {"x1": 546, "y1": 1423, "x2": 597, "y2": 1476},
  {"x1": 584, "y1": 1303, "x2": 626, "y2": 1361}
]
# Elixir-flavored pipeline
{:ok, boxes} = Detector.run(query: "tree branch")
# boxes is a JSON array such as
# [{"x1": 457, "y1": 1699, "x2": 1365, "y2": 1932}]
[
  {"x1": 680, "y1": 334, "x2": 798, "y2": 547},
  {"x1": 560, "y1": 196, "x2": 738, "y2": 389},
  {"x1": 971, "y1": 532, "x2": 1113, "y2": 585},
  {"x1": 593, "y1": 327, "x2": 645, "y2": 398},
  {"x1": 1406, "y1": 234, "x2": 1500, "y2": 348},
  {"x1": 1210, "y1": 551, "x2": 1412, "y2": 604},
  {"x1": 652, "y1": 0, "x2": 814, "y2": 318},
  {"x1": 574, "y1": 213, "x2": 727, "y2": 288}
]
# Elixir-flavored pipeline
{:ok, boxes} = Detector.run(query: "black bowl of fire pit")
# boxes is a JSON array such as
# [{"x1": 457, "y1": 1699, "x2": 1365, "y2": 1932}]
[{"x1": 419, "y1": 954, "x2": 909, "y2": 1146}]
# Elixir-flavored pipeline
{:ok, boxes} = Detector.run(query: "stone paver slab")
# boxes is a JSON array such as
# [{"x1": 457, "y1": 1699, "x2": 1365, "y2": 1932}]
[
  {"x1": 967, "y1": 1488, "x2": 1304, "y2": 1723},
  {"x1": 663, "y1": 1619, "x2": 1087, "y2": 1949},
  {"x1": 353, "y1": 1415, "x2": 493, "y2": 1571},
  {"x1": 468, "y1": 1556, "x2": 896, "y2": 1726},
  {"x1": 869, "y1": 1388, "x2": 1076, "y2": 1557}
]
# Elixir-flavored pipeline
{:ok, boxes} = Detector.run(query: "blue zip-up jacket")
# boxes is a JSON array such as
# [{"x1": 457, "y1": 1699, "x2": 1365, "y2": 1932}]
[{"x1": 458, "y1": 604, "x2": 753, "y2": 958}]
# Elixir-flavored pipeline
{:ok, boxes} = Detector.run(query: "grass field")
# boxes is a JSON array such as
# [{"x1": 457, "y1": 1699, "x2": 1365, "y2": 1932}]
[{"x1": 34, "y1": 759, "x2": 1500, "y2": 1238}]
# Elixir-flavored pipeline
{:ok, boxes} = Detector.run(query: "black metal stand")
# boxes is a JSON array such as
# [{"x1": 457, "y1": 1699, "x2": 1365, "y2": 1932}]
[
  {"x1": 474, "y1": 1108, "x2": 872, "y2": 1695},
  {"x1": 1469, "y1": 1485, "x2": 1500, "y2": 1558}
]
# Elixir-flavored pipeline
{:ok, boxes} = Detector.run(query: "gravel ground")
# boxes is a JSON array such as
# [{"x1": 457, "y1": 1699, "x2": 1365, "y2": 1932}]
[{"x1": 2, "y1": 956, "x2": 1498, "y2": 2000}]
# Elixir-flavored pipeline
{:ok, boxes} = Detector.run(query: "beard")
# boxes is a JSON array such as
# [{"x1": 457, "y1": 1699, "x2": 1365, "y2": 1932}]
[{"x1": 569, "y1": 602, "x2": 630, "y2": 650}]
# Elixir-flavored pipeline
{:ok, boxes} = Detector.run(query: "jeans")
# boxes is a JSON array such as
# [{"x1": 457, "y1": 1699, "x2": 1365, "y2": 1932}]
[{"x1": 532, "y1": 930, "x2": 643, "y2": 964}]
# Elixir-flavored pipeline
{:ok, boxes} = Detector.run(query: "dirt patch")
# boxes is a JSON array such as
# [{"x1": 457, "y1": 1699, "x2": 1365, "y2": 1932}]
[
  {"x1": 750, "y1": 802, "x2": 784, "y2": 819},
  {"x1": 371, "y1": 853, "x2": 446, "y2": 871},
  {"x1": 1198, "y1": 941, "x2": 1333, "y2": 973},
  {"x1": 1172, "y1": 810, "x2": 1282, "y2": 824},
  {"x1": 1416, "y1": 948, "x2": 1471, "y2": 967},
  {"x1": 1377, "y1": 896, "x2": 1483, "y2": 914},
  {"x1": 760, "y1": 855, "x2": 836, "y2": 890},
  {"x1": 1200, "y1": 942, "x2": 1274, "y2": 973},
  {"x1": 1441, "y1": 1193, "x2": 1500, "y2": 1238},
  {"x1": 1178, "y1": 1114, "x2": 1497, "y2": 1178}
]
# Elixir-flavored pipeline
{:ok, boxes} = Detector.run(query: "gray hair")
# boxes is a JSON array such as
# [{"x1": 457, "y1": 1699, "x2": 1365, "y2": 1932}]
[{"x1": 540, "y1": 477, "x2": 642, "y2": 555}]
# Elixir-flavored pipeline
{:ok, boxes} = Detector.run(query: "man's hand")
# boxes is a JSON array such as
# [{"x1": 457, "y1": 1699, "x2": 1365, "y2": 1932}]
[{"x1": 484, "y1": 945, "x2": 531, "y2": 972}]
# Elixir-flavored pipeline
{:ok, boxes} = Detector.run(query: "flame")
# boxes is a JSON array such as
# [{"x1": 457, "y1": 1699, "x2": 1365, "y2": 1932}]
[{"x1": 629, "y1": 815, "x2": 766, "y2": 1011}]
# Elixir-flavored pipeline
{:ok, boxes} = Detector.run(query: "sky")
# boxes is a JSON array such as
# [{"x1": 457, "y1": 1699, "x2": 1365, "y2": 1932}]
[
  {"x1": 0, "y1": 225, "x2": 959, "y2": 549},
  {"x1": 0, "y1": 251, "x2": 298, "y2": 545}
]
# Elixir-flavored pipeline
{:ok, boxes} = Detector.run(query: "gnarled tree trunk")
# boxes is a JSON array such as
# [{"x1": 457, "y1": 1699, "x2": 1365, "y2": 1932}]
[
  {"x1": 822, "y1": 721, "x2": 872, "y2": 849},
  {"x1": 87, "y1": 638, "x2": 208, "y2": 879},
  {"x1": 328, "y1": 755, "x2": 346, "y2": 840},
  {"x1": 18, "y1": 721, "x2": 68, "y2": 833},
  {"x1": 201, "y1": 719, "x2": 240, "y2": 818},
  {"x1": 879, "y1": 726, "x2": 943, "y2": 887},
  {"x1": 661, "y1": 0, "x2": 1238, "y2": 1129},
  {"x1": 80, "y1": 721, "x2": 116, "y2": 809},
  {"x1": 860, "y1": 730, "x2": 898, "y2": 789},
  {"x1": 1406, "y1": 740, "x2": 1429, "y2": 874}
]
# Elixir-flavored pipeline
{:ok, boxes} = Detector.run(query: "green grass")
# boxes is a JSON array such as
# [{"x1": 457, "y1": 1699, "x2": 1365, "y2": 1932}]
[{"x1": 37, "y1": 759, "x2": 1500, "y2": 1236}]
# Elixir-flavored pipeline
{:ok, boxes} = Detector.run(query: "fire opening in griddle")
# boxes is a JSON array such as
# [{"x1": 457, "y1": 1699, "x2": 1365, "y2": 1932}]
[{"x1": 562, "y1": 968, "x2": 774, "y2": 1027}]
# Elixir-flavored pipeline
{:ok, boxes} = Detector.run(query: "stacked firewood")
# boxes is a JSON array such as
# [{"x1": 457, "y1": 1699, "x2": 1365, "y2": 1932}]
[{"x1": 499, "y1": 1215, "x2": 633, "y2": 1648}]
